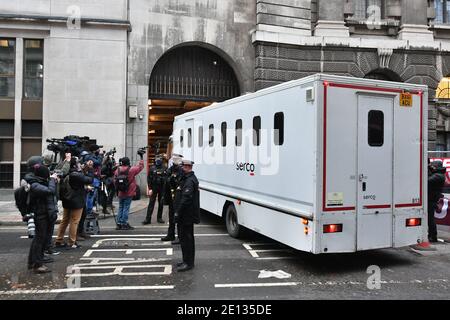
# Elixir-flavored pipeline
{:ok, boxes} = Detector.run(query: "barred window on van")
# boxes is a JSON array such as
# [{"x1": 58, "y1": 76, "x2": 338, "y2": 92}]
[
  {"x1": 198, "y1": 126, "x2": 203, "y2": 147},
  {"x1": 368, "y1": 110, "x2": 384, "y2": 147},
  {"x1": 188, "y1": 128, "x2": 192, "y2": 148},
  {"x1": 221, "y1": 122, "x2": 227, "y2": 147},
  {"x1": 209, "y1": 124, "x2": 214, "y2": 146},
  {"x1": 253, "y1": 116, "x2": 261, "y2": 146},
  {"x1": 274, "y1": 112, "x2": 284, "y2": 145},
  {"x1": 235, "y1": 119, "x2": 242, "y2": 146},
  {"x1": 180, "y1": 129, "x2": 184, "y2": 148}
]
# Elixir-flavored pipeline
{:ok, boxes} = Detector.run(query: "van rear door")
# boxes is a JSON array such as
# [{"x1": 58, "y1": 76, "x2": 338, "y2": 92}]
[{"x1": 356, "y1": 94, "x2": 394, "y2": 250}]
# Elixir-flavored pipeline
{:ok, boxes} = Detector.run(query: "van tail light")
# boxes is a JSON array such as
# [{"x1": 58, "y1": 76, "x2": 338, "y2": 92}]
[
  {"x1": 406, "y1": 218, "x2": 421, "y2": 227},
  {"x1": 323, "y1": 224, "x2": 343, "y2": 233}
]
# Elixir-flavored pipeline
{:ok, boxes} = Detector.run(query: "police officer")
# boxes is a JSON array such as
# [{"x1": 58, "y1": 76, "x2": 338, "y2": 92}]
[
  {"x1": 174, "y1": 159, "x2": 200, "y2": 272},
  {"x1": 143, "y1": 156, "x2": 166, "y2": 224},
  {"x1": 161, "y1": 154, "x2": 183, "y2": 243},
  {"x1": 428, "y1": 160, "x2": 446, "y2": 243}
]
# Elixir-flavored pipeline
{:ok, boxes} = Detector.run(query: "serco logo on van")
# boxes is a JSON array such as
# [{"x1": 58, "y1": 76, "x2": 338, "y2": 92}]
[{"x1": 236, "y1": 162, "x2": 256, "y2": 176}]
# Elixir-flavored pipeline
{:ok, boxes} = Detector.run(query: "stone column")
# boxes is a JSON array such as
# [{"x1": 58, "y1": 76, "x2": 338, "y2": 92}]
[
  {"x1": 314, "y1": 0, "x2": 349, "y2": 37},
  {"x1": 398, "y1": 0, "x2": 433, "y2": 41},
  {"x1": 13, "y1": 38, "x2": 23, "y2": 188}
]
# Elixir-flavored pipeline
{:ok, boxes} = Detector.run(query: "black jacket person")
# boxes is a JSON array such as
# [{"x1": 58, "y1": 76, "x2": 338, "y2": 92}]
[
  {"x1": 161, "y1": 161, "x2": 184, "y2": 242},
  {"x1": 428, "y1": 160, "x2": 446, "y2": 242},
  {"x1": 25, "y1": 164, "x2": 58, "y2": 273},
  {"x1": 174, "y1": 160, "x2": 200, "y2": 271},
  {"x1": 143, "y1": 157, "x2": 166, "y2": 224}
]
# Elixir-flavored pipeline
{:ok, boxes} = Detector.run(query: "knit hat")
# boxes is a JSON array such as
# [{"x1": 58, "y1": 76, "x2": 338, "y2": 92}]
[
  {"x1": 120, "y1": 157, "x2": 130, "y2": 166},
  {"x1": 42, "y1": 150, "x2": 54, "y2": 167},
  {"x1": 33, "y1": 164, "x2": 50, "y2": 180}
]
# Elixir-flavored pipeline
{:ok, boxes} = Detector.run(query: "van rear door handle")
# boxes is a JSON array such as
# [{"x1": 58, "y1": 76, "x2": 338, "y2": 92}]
[{"x1": 362, "y1": 182, "x2": 366, "y2": 192}]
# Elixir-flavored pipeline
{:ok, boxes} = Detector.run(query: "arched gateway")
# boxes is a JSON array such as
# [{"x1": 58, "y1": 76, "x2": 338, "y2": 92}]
[{"x1": 147, "y1": 45, "x2": 240, "y2": 163}]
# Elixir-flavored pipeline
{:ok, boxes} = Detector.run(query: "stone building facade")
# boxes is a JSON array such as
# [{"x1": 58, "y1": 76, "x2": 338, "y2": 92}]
[{"x1": 1, "y1": 0, "x2": 450, "y2": 188}]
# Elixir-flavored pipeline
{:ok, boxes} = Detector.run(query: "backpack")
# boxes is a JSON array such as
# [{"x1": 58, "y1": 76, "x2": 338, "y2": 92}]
[
  {"x1": 115, "y1": 167, "x2": 130, "y2": 193},
  {"x1": 14, "y1": 181, "x2": 31, "y2": 218},
  {"x1": 59, "y1": 175, "x2": 74, "y2": 200}
]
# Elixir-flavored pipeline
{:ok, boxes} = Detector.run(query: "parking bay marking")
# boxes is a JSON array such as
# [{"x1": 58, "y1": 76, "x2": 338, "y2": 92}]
[
  {"x1": 67, "y1": 264, "x2": 173, "y2": 277},
  {"x1": 83, "y1": 248, "x2": 173, "y2": 257},
  {"x1": 242, "y1": 243, "x2": 296, "y2": 260}
]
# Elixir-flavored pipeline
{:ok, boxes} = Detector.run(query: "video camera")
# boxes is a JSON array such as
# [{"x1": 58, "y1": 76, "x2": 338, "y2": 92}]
[
  {"x1": 105, "y1": 147, "x2": 117, "y2": 157},
  {"x1": 46, "y1": 135, "x2": 101, "y2": 162},
  {"x1": 137, "y1": 147, "x2": 148, "y2": 157}
]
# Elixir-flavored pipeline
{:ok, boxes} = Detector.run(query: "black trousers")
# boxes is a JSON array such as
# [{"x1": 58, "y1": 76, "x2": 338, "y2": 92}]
[
  {"x1": 179, "y1": 223, "x2": 195, "y2": 266},
  {"x1": 145, "y1": 189, "x2": 164, "y2": 221},
  {"x1": 428, "y1": 202, "x2": 438, "y2": 241},
  {"x1": 45, "y1": 220, "x2": 55, "y2": 250},
  {"x1": 100, "y1": 182, "x2": 115, "y2": 209},
  {"x1": 28, "y1": 216, "x2": 49, "y2": 269},
  {"x1": 166, "y1": 197, "x2": 180, "y2": 239}
]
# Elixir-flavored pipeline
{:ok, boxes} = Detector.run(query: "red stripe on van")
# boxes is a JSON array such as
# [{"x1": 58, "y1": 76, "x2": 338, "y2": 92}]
[
  {"x1": 395, "y1": 203, "x2": 422, "y2": 208},
  {"x1": 323, "y1": 82, "x2": 424, "y2": 212},
  {"x1": 364, "y1": 205, "x2": 391, "y2": 209}
]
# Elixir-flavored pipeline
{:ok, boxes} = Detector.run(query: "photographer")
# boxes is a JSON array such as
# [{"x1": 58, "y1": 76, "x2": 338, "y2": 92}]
[
  {"x1": 55, "y1": 157, "x2": 93, "y2": 249},
  {"x1": 114, "y1": 150, "x2": 144, "y2": 230},
  {"x1": 428, "y1": 160, "x2": 446, "y2": 243},
  {"x1": 25, "y1": 164, "x2": 59, "y2": 274},
  {"x1": 43, "y1": 152, "x2": 71, "y2": 255},
  {"x1": 100, "y1": 148, "x2": 117, "y2": 214}
]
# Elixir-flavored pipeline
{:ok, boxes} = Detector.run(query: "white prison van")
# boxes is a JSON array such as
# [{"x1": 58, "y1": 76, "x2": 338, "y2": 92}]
[{"x1": 172, "y1": 74, "x2": 427, "y2": 254}]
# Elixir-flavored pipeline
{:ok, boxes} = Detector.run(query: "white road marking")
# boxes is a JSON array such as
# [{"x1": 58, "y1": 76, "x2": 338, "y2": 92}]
[
  {"x1": 215, "y1": 282, "x2": 300, "y2": 288},
  {"x1": 75, "y1": 258, "x2": 171, "y2": 267},
  {"x1": 67, "y1": 264, "x2": 172, "y2": 277},
  {"x1": 92, "y1": 238, "x2": 167, "y2": 248},
  {"x1": 243, "y1": 243, "x2": 293, "y2": 259},
  {"x1": 0, "y1": 285, "x2": 174, "y2": 295},
  {"x1": 214, "y1": 279, "x2": 450, "y2": 289},
  {"x1": 83, "y1": 248, "x2": 173, "y2": 257}
]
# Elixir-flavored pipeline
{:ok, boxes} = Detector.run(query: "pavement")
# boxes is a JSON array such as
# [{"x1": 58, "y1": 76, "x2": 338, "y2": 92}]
[{"x1": 0, "y1": 190, "x2": 148, "y2": 226}]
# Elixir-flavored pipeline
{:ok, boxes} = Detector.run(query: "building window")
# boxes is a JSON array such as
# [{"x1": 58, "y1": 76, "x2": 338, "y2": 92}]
[
  {"x1": 368, "y1": 110, "x2": 384, "y2": 147},
  {"x1": 235, "y1": 119, "x2": 242, "y2": 146},
  {"x1": 0, "y1": 120, "x2": 14, "y2": 188},
  {"x1": 274, "y1": 112, "x2": 284, "y2": 146},
  {"x1": 221, "y1": 122, "x2": 227, "y2": 147},
  {"x1": 24, "y1": 39, "x2": 43, "y2": 100},
  {"x1": 435, "y1": 0, "x2": 450, "y2": 24},
  {"x1": 198, "y1": 126, "x2": 203, "y2": 147},
  {"x1": 354, "y1": 0, "x2": 385, "y2": 20},
  {"x1": 0, "y1": 39, "x2": 15, "y2": 98},
  {"x1": 253, "y1": 116, "x2": 261, "y2": 146},
  {"x1": 209, "y1": 124, "x2": 214, "y2": 146}
]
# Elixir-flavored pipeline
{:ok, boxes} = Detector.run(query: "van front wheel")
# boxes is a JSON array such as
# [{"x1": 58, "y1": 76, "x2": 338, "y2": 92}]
[{"x1": 225, "y1": 205, "x2": 241, "y2": 238}]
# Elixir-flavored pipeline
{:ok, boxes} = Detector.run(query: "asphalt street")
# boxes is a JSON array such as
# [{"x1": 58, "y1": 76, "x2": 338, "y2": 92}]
[{"x1": 0, "y1": 206, "x2": 449, "y2": 300}]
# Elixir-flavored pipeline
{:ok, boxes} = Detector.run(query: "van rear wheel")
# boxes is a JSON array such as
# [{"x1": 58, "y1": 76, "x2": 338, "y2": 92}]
[{"x1": 225, "y1": 205, "x2": 241, "y2": 238}]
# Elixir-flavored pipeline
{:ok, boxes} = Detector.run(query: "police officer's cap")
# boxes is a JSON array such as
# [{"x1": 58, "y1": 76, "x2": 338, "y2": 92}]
[{"x1": 182, "y1": 159, "x2": 194, "y2": 166}]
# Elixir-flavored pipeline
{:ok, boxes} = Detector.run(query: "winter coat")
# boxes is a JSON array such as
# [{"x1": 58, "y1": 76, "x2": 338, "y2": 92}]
[
  {"x1": 61, "y1": 170, "x2": 93, "y2": 209},
  {"x1": 114, "y1": 160, "x2": 144, "y2": 199},
  {"x1": 174, "y1": 171, "x2": 200, "y2": 225},
  {"x1": 24, "y1": 173, "x2": 58, "y2": 221}
]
